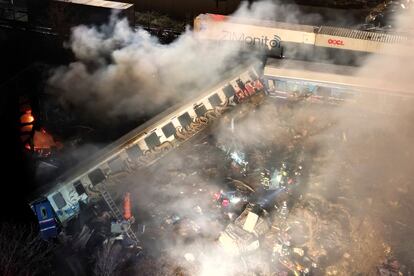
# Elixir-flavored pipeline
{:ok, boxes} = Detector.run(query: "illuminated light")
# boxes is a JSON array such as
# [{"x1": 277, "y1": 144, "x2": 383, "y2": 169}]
[
  {"x1": 230, "y1": 197, "x2": 241, "y2": 204},
  {"x1": 20, "y1": 112, "x2": 34, "y2": 124},
  {"x1": 33, "y1": 129, "x2": 56, "y2": 150},
  {"x1": 222, "y1": 199, "x2": 230, "y2": 207},
  {"x1": 213, "y1": 192, "x2": 221, "y2": 200},
  {"x1": 35, "y1": 149, "x2": 50, "y2": 157},
  {"x1": 25, "y1": 143, "x2": 31, "y2": 150},
  {"x1": 184, "y1": 253, "x2": 195, "y2": 262}
]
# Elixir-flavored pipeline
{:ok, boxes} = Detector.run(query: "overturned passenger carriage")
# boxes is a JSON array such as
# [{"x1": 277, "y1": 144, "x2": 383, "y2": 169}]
[{"x1": 30, "y1": 64, "x2": 266, "y2": 240}]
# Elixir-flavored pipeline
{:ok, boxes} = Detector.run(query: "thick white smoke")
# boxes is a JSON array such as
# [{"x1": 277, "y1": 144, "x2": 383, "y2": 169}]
[
  {"x1": 47, "y1": 1, "x2": 323, "y2": 122},
  {"x1": 48, "y1": 13, "x2": 245, "y2": 120},
  {"x1": 49, "y1": 0, "x2": 414, "y2": 274}
]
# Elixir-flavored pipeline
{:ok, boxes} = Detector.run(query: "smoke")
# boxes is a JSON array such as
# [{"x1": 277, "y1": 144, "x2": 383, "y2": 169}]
[
  {"x1": 126, "y1": 4, "x2": 414, "y2": 274},
  {"x1": 48, "y1": 0, "x2": 414, "y2": 274},
  {"x1": 46, "y1": 0, "x2": 327, "y2": 123},
  {"x1": 232, "y1": 0, "x2": 321, "y2": 23},
  {"x1": 48, "y1": 13, "x2": 247, "y2": 121},
  {"x1": 310, "y1": 7, "x2": 414, "y2": 271}
]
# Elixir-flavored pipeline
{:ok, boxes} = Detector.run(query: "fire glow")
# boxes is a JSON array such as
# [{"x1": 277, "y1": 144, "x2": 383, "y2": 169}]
[{"x1": 19, "y1": 106, "x2": 61, "y2": 156}]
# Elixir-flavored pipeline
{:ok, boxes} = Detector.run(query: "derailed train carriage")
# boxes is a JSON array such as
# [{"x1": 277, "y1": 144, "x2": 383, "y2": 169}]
[
  {"x1": 30, "y1": 57, "x2": 414, "y2": 240},
  {"x1": 194, "y1": 13, "x2": 410, "y2": 60},
  {"x1": 263, "y1": 58, "x2": 414, "y2": 113},
  {"x1": 30, "y1": 64, "x2": 266, "y2": 240}
]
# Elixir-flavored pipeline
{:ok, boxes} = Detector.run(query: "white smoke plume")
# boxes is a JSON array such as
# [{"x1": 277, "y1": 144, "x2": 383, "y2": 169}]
[
  {"x1": 48, "y1": 14, "x2": 245, "y2": 121},
  {"x1": 46, "y1": 1, "x2": 326, "y2": 122},
  {"x1": 48, "y1": 0, "x2": 414, "y2": 274}
]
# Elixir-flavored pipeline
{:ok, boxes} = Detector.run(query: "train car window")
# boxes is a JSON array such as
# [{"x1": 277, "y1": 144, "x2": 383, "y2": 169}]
[
  {"x1": 108, "y1": 157, "x2": 125, "y2": 173},
  {"x1": 194, "y1": 104, "x2": 207, "y2": 117},
  {"x1": 208, "y1": 93, "x2": 222, "y2": 107},
  {"x1": 52, "y1": 192, "x2": 67, "y2": 209},
  {"x1": 331, "y1": 88, "x2": 348, "y2": 98},
  {"x1": 316, "y1": 86, "x2": 332, "y2": 98},
  {"x1": 73, "y1": 180, "x2": 86, "y2": 196},
  {"x1": 223, "y1": 85, "x2": 235, "y2": 98},
  {"x1": 275, "y1": 80, "x2": 287, "y2": 92},
  {"x1": 178, "y1": 112, "x2": 192, "y2": 128},
  {"x1": 162, "y1": 122, "x2": 176, "y2": 138},
  {"x1": 145, "y1": 132, "x2": 161, "y2": 149},
  {"x1": 248, "y1": 70, "x2": 257, "y2": 80},
  {"x1": 286, "y1": 82, "x2": 300, "y2": 93},
  {"x1": 40, "y1": 207, "x2": 48, "y2": 219},
  {"x1": 267, "y1": 79, "x2": 275, "y2": 90},
  {"x1": 126, "y1": 145, "x2": 143, "y2": 159},
  {"x1": 88, "y1": 168, "x2": 106, "y2": 186},
  {"x1": 236, "y1": 79, "x2": 246, "y2": 90},
  {"x1": 303, "y1": 83, "x2": 317, "y2": 94}
]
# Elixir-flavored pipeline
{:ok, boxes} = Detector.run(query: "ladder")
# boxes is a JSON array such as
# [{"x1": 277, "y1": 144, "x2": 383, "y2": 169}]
[{"x1": 98, "y1": 185, "x2": 141, "y2": 248}]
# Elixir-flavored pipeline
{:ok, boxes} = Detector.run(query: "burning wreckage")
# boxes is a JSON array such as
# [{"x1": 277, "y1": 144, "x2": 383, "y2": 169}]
[{"x1": 28, "y1": 59, "x2": 413, "y2": 275}]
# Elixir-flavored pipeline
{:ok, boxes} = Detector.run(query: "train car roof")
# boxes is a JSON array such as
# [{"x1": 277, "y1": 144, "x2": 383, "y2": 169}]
[
  {"x1": 54, "y1": 0, "x2": 134, "y2": 10},
  {"x1": 265, "y1": 58, "x2": 356, "y2": 77},
  {"x1": 318, "y1": 26, "x2": 408, "y2": 44},
  {"x1": 264, "y1": 58, "x2": 413, "y2": 96},
  {"x1": 30, "y1": 62, "x2": 259, "y2": 201},
  {"x1": 196, "y1": 14, "x2": 409, "y2": 45},
  {"x1": 196, "y1": 13, "x2": 317, "y2": 33}
]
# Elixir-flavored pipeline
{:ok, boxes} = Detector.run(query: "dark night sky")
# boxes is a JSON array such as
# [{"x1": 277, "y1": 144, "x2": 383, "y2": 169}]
[{"x1": 0, "y1": 42, "x2": 36, "y2": 223}]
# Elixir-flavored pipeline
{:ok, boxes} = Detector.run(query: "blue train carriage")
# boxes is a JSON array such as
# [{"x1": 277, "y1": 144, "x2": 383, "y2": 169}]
[
  {"x1": 263, "y1": 58, "x2": 363, "y2": 103},
  {"x1": 30, "y1": 177, "x2": 89, "y2": 240},
  {"x1": 263, "y1": 58, "x2": 414, "y2": 113},
  {"x1": 30, "y1": 63, "x2": 266, "y2": 240}
]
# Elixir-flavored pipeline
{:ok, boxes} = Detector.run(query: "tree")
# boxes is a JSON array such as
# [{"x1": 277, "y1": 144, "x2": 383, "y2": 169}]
[
  {"x1": 0, "y1": 223, "x2": 54, "y2": 276},
  {"x1": 93, "y1": 239, "x2": 123, "y2": 276}
]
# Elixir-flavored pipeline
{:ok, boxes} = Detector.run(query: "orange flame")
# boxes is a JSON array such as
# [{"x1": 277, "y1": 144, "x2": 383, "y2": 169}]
[
  {"x1": 123, "y1": 192, "x2": 132, "y2": 220},
  {"x1": 20, "y1": 110, "x2": 34, "y2": 124},
  {"x1": 33, "y1": 128, "x2": 56, "y2": 150},
  {"x1": 19, "y1": 104, "x2": 63, "y2": 154}
]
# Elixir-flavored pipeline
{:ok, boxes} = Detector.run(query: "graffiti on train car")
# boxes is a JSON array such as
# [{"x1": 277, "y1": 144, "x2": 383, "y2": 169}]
[
  {"x1": 176, "y1": 98, "x2": 231, "y2": 141},
  {"x1": 234, "y1": 79, "x2": 265, "y2": 103},
  {"x1": 137, "y1": 141, "x2": 175, "y2": 165}
]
